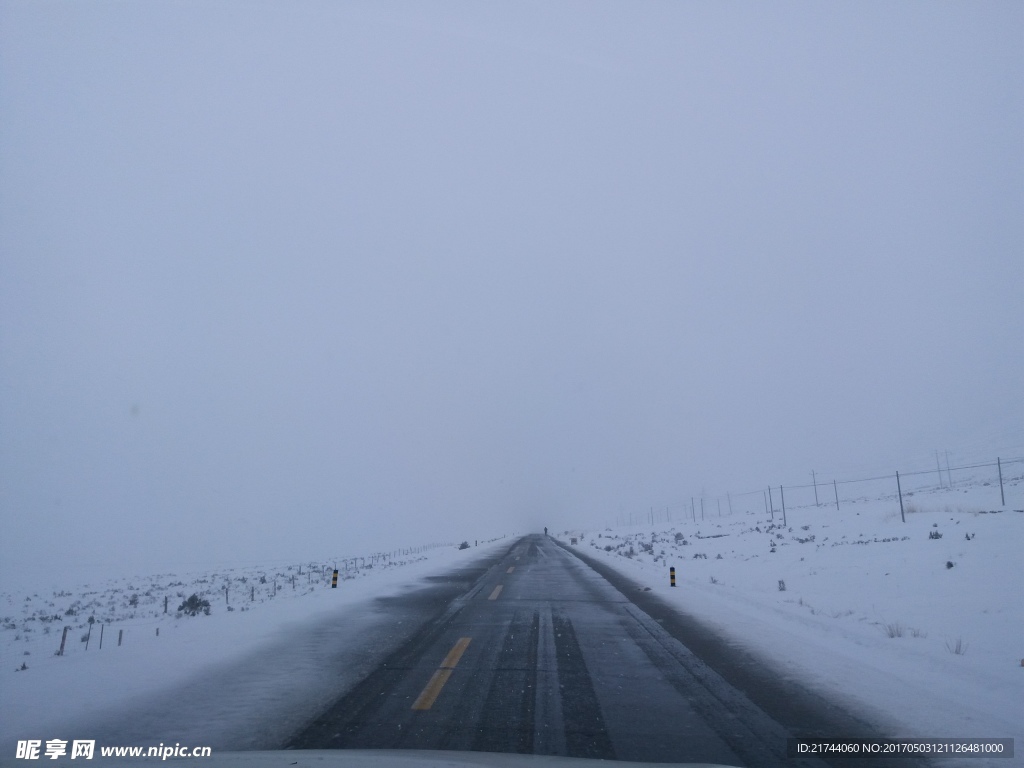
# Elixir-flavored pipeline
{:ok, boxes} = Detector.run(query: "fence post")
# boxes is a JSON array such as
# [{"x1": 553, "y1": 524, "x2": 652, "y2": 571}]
[
  {"x1": 118, "y1": 629, "x2": 123, "y2": 647},
  {"x1": 768, "y1": 487, "x2": 774, "y2": 521},
  {"x1": 99, "y1": 624, "x2": 104, "y2": 649},
  {"x1": 998, "y1": 458, "x2": 1004, "y2": 506},
  {"x1": 896, "y1": 471, "x2": 905, "y2": 523},
  {"x1": 58, "y1": 626, "x2": 69, "y2": 656},
  {"x1": 833, "y1": 479, "x2": 840, "y2": 511},
  {"x1": 85, "y1": 622, "x2": 92, "y2": 650},
  {"x1": 780, "y1": 486, "x2": 787, "y2": 527},
  {"x1": 728, "y1": 493, "x2": 733, "y2": 515}
]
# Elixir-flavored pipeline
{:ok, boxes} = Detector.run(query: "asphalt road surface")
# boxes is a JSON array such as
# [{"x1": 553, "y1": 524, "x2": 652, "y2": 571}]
[{"x1": 288, "y1": 535, "x2": 923, "y2": 767}]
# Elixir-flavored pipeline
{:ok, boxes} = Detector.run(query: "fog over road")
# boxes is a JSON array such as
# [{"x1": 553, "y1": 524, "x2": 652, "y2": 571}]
[{"x1": 287, "y1": 535, "x2": 925, "y2": 767}]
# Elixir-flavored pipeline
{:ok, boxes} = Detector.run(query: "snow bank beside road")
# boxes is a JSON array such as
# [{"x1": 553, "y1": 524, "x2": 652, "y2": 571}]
[
  {"x1": 0, "y1": 539, "x2": 513, "y2": 754},
  {"x1": 563, "y1": 477, "x2": 1023, "y2": 768}
]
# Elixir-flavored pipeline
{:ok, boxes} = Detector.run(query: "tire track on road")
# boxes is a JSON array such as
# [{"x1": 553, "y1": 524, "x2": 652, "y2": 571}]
[{"x1": 551, "y1": 612, "x2": 615, "y2": 760}]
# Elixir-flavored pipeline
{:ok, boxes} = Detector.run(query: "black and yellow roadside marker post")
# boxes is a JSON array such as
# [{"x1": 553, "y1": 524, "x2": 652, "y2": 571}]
[
  {"x1": 332, "y1": 569, "x2": 339, "y2": 588},
  {"x1": 670, "y1": 566, "x2": 676, "y2": 587}
]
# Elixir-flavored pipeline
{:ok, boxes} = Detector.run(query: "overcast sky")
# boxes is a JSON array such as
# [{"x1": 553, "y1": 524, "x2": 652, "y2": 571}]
[{"x1": 2, "y1": 1, "x2": 1022, "y2": 588}]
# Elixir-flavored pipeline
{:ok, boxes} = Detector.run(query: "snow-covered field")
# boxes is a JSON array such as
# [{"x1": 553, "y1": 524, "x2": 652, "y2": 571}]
[
  {"x1": 1, "y1": 467, "x2": 1020, "y2": 767},
  {"x1": 561, "y1": 470, "x2": 1023, "y2": 767}
]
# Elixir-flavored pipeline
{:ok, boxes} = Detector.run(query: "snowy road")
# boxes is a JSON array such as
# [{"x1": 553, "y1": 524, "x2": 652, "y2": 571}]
[{"x1": 287, "y1": 535, "x2": 925, "y2": 767}]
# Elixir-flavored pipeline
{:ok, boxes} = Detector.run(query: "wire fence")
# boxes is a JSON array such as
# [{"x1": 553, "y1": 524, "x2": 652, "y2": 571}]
[
  {"x1": 611, "y1": 455, "x2": 1024, "y2": 528},
  {"x1": 0, "y1": 540, "x2": 459, "y2": 668}
]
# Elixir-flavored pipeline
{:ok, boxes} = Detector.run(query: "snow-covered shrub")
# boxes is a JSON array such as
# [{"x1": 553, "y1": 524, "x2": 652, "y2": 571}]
[
  {"x1": 177, "y1": 594, "x2": 211, "y2": 616},
  {"x1": 945, "y1": 637, "x2": 968, "y2": 655}
]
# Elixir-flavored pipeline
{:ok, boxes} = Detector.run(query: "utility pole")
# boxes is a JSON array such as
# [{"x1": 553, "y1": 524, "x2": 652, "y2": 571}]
[
  {"x1": 812, "y1": 470, "x2": 819, "y2": 506},
  {"x1": 896, "y1": 471, "x2": 905, "y2": 523}
]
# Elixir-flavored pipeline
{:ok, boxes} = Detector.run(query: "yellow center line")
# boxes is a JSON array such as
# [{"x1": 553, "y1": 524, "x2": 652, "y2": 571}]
[
  {"x1": 411, "y1": 637, "x2": 472, "y2": 711},
  {"x1": 411, "y1": 669, "x2": 452, "y2": 710},
  {"x1": 488, "y1": 584, "x2": 503, "y2": 600},
  {"x1": 440, "y1": 636, "x2": 471, "y2": 669},
  {"x1": 506, "y1": 566, "x2": 515, "y2": 573}
]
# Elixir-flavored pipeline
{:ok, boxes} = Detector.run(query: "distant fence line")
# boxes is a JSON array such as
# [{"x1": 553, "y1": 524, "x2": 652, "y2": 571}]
[
  {"x1": 30, "y1": 540, "x2": 457, "y2": 661},
  {"x1": 612, "y1": 456, "x2": 1023, "y2": 527},
  {"x1": 740, "y1": 456, "x2": 1022, "y2": 496},
  {"x1": 328, "y1": 541, "x2": 452, "y2": 572}
]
